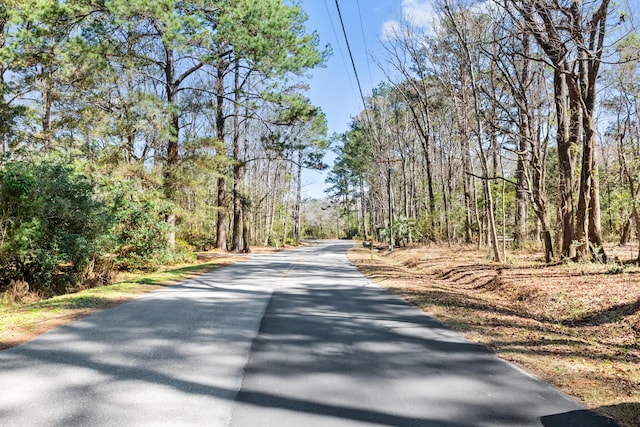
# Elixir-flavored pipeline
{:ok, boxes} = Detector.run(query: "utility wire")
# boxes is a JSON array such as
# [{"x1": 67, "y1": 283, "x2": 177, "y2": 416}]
[
  {"x1": 355, "y1": 0, "x2": 375, "y2": 89},
  {"x1": 334, "y1": 0, "x2": 368, "y2": 117},
  {"x1": 323, "y1": 0, "x2": 357, "y2": 98},
  {"x1": 334, "y1": 0, "x2": 379, "y2": 143}
]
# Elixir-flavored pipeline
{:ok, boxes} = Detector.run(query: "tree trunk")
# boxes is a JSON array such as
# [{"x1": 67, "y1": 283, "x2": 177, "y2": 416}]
[
  {"x1": 515, "y1": 156, "x2": 528, "y2": 246},
  {"x1": 589, "y1": 164, "x2": 606, "y2": 261},
  {"x1": 231, "y1": 60, "x2": 242, "y2": 253},
  {"x1": 514, "y1": 35, "x2": 531, "y2": 249},
  {"x1": 293, "y1": 149, "x2": 302, "y2": 245},
  {"x1": 634, "y1": 205, "x2": 640, "y2": 263},
  {"x1": 40, "y1": 69, "x2": 52, "y2": 151},
  {"x1": 574, "y1": 135, "x2": 592, "y2": 260},
  {"x1": 455, "y1": 16, "x2": 502, "y2": 261},
  {"x1": 582, "y1": 1, "x2": 609, "y2": 261},
  {"x1": 264, "y1": 192, "x2": 273, "y2": 246},
  {"x1": 620, "y1": 217, "x2": 631, "y2": 245},
  {"x1": 215, "y1": 55, "x2": 228, "y2": 251},
  {"x1": 542, "y1": 229, "x2": 554, "y2": 263},
  {"x1": 242, "y1": 202, "x2": 251, "y2": 253},
  {"x1": 554, "y1": 68, "x2": 576, "y2": 259},
  {"x1": 401, "y1": 157, "x2": 409, "y2": 218},
  {"x1": 216, "y1": 177, "x2": 228, "y2": 251},
  {"x1": 163, "y1": 45, "x2": 179, "y2": 249},
  {"x1": 511, "y1": 0, "x2": 611, "y2": 261},
  {"x1": 456, "y1": 95, "x2": 474, "y2": 244},
  {"x1": 442, "y1": 148, "x2": 452, "y2": 245},
  {"x1": 530, "y1": 160, "x2": 554, "y2": 262},
  {"x1": 422, "y1": 106, "x2": 436, "y2": 232},
  {"x1": 360, "y1": 176, "x2": 368, "y2": 239}
]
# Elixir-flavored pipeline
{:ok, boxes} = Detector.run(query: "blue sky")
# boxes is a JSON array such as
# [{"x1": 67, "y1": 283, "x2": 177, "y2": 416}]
[
  {"x1": 296, "y1": 0, "x2": 638, "y2": 199},
  {"x1": 298, "y1": 0, "x2": 438, "y2": 199}
]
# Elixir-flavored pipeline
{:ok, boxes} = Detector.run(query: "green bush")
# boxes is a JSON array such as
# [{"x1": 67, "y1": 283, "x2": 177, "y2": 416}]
[
  {"x1": 105, "y1": 180, "x2": 196, "y2": 270},
  {"x1": 394, "y1": 216, "x2": 424, "y2": 246},
  {"x1": 0, "y1": 161, "x2": 198, "y2": 292},
  {"x1": 180, "y1": 231, "x2": 216, "y2": 251},
  {"x1": 0, "y1": 161, "x2": 110, "y2": 293},
  {"x1": 110, "y1": 196, "x2": 173, "y2": 271},
  {"x1": 169, "y1": 239, "x2": 197, "y2": 264}
]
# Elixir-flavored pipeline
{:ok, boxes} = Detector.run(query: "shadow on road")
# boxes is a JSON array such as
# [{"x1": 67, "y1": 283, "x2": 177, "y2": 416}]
[
  {"x1": 540, "y1": 409, "x2": 620, "y2": 427},
  {"x1": 0, "y1": 241, "x2": 621, "y2": 426},
  {"x1": 231, "y1": 242, "x2": 619, "y2": 426}
]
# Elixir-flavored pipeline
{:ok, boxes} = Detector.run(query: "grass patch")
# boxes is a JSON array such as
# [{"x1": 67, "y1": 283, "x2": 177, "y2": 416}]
[
  {"x1": 0, "y1": 256, "x2": 243, "y2": 350},
  {"x1": 349, "y1": 244, "x2": 640, "y2": 427}
]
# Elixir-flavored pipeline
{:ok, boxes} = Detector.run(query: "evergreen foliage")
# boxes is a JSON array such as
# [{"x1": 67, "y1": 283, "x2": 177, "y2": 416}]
[
  {"x1": 0, "y1": 0, "x2": 327, "y2": 295},
  {"x1": 0, "y1": 161, "x2": 109, "y2": 293}
]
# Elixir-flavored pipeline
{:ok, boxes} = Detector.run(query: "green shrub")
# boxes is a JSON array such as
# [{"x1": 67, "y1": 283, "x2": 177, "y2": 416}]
[
  {"x1": 169, "y1": 239, "x2": 196, "y2": 264},
  {"x1": 0, "y1": 161, "x2": 110, "y2": 293},
  {"x1": 110, "y1": 196, "x2": 173, "y2": 271},
  {"x1": 180, "y1": 231, "x2": 216, "y2": 251},
  {"x1": 99, "y1": 175, "x2": 196, "y2": 271}
]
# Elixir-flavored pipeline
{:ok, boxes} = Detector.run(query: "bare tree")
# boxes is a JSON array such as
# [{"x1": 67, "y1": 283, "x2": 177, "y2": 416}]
[
  {"x1": 509, "y1": 0, "x2": 612, "y2": 261},
  {"x1": 443, "y1": 0, "x2": 504, "y2": 262}
]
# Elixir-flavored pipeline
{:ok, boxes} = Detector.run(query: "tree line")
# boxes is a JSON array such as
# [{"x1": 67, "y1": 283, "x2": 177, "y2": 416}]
[
  {"x1": 0, "y1": 0, "x2": 329, "y2": 295},
  {"x1": 327, "y1": 0, "x2": 638, "y2": 263}
]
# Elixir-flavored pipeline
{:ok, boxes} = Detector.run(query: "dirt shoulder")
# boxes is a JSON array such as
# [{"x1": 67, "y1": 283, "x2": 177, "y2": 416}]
[
  {"x1": 0, "y1": 244, "x2": 300, "y2": 350},
  {"x1": 348, "y1": 244, "x2": 640, "y2": 427},
  {"x1": 0, "y1": 254, "x2": 253, "y2": 351}
]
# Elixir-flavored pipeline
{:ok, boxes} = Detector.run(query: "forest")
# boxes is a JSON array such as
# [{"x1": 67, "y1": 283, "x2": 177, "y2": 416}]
[
  {"x1": 1, "y1": 0, "x2": 640, "y2": 296},
  {"x1": 0, "y1": 0, "x2": 332, "y2": 295},
  {"x1": 328, "y1": 0, "x2": 640, "y2": 266}
]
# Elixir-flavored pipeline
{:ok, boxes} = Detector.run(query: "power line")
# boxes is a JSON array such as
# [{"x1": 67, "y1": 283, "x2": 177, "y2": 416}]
[
  {"x1": 334, "y1": 0, "x2": 370, "y2": 122},
  {"x1": 334, "y1": 0, "x2": 378, "y2": 142},
  {"x1": 322, "y1": 0, "x2": 357, "y2": 99},
  {"x1": 355, "y1": 0, "x2": 374, "y2": 89}
]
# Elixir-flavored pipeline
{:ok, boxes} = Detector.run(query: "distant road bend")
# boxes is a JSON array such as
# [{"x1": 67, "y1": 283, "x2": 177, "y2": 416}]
[{"x1": 0, "y1": 241, "x2": 617, "y2": 426}]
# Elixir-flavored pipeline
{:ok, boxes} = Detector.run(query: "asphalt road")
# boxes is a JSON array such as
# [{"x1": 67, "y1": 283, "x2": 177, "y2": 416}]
[{"x1": 0, "y1": 241, "x2": 617, "y2": 426}]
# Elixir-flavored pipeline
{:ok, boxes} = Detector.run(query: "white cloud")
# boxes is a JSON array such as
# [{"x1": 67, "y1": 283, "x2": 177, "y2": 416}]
[
  {"x1": 381, "y1": 19, "x2": 401, "y2": 41},
  {"x1": 381, "y1": 0, "x2": 437, "y2": 40},
  {"x1": 401, "y1": 0, "x2": 437, "y2": 28}
]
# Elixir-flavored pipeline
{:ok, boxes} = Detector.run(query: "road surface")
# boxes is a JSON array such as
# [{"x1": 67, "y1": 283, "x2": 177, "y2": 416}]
[{"x1": 0, "y1": 241, "x2": 617, "y2": 426}]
